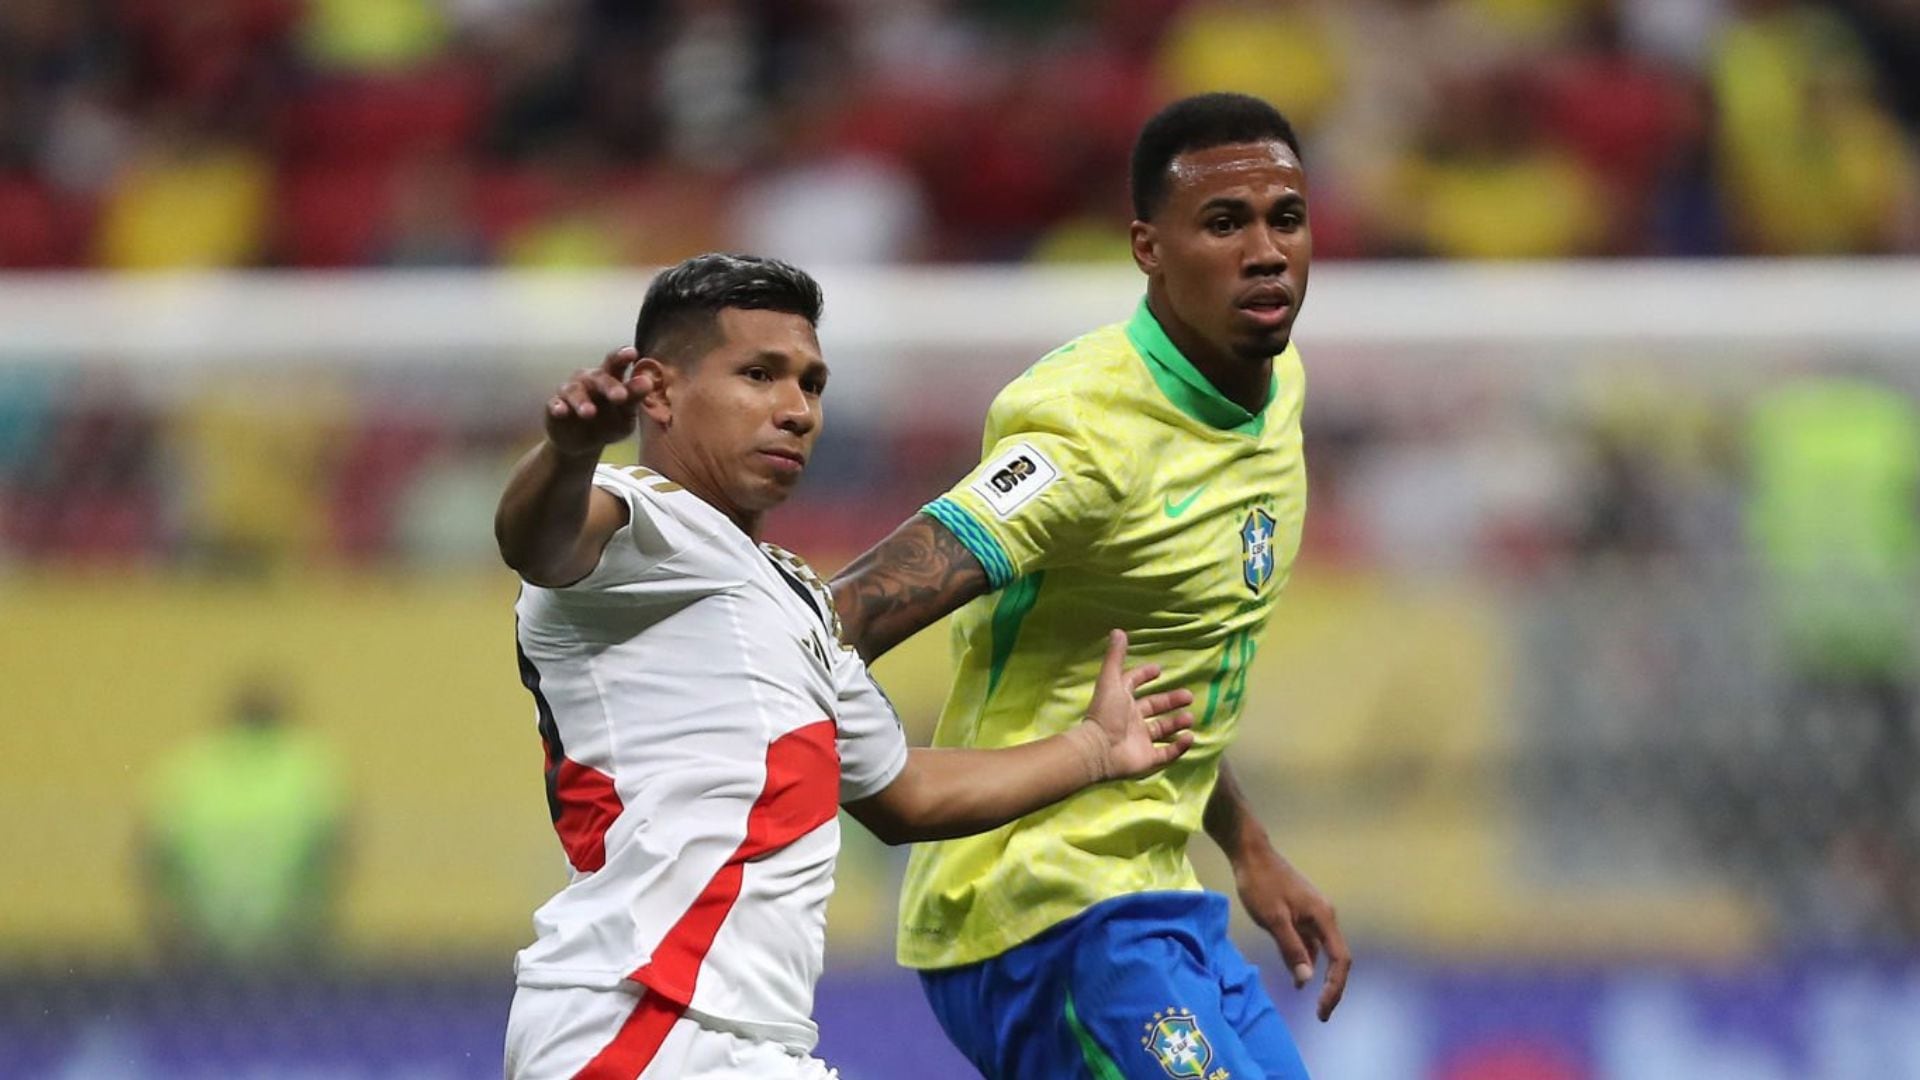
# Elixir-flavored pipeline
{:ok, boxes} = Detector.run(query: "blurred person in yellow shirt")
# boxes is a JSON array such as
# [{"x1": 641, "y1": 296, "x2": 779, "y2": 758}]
[
  {"x1": 174, "y1": 379, "x2": 342, "y2": 572},
  {"x1": 95, "y1": 121, "x2": 271, "y2": 270},
  {"x1": 1713, "y1": 0, "x2": 1920, "y2": 254},
  {"x1": 298, "y1": 0, "x2": 447, "y2": 72},
  {"x1": 1156, "y1": 0, "x2": 1347, "y2": 134},
  {"x1": 1388, "y1": 69, "x2": 1611, "y2": 258}
]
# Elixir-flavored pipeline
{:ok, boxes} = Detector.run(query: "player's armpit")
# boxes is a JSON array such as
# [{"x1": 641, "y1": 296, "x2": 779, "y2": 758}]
[
  {"x1": 1203, "y1": 759, "x2": 1263, "y2": 858},
  {"x1": 830, "y1": 512, "x2": 990, "y2": 662}
]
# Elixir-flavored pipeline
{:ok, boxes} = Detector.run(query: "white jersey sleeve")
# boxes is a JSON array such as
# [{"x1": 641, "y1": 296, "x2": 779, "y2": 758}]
[
  {"x1": 832, "y1": 649, "x2": 909, "y2": 803},
  {"x1": 566, "y1": 465, "x2": 743, "y2": 597}
]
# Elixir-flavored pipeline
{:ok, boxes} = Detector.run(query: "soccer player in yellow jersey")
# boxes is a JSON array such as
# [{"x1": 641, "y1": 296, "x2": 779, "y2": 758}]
[{"x1": 831, "y1": 93, "x2": 1349, "y2": 1079}]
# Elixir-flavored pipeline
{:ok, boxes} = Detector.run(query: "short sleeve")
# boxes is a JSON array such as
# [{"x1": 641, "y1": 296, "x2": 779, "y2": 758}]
[
  {"x1": 833, "y1": 649, "x2": 909, "y2": 803},
  {"x1": 924, "y1": 395, "x2": 1124, "y2": 589},
  {"x1": 562, "y1": 465, "x2": 740, "y2": 599}
]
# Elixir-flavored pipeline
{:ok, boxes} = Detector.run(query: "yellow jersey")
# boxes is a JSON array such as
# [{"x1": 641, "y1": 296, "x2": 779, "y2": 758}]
[{"x1": 899, "y1": 299, "x2": 1308, "y2": 969}]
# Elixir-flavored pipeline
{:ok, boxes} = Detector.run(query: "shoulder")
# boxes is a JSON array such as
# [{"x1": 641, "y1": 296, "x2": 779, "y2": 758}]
[
  {"x1": 528, "y1": 464, "x2": 749, "y2": 594},
  {"x1": 984, "y1": 323, "x2": 1146, "y2": 447},
  {"x1": 593, "y1": 463, "x2": 685, "y2": 503},
  {"x1": 998, "y1": 319, "x2": 1128, "y2": 407},
  {"x1": 596, "y1": 463, "x2": 733, "y2": 539}
]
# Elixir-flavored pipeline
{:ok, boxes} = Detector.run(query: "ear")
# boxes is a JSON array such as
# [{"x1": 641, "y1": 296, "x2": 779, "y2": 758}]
[
  {"x1": 1129, "y1": 219, "x2": 1158, "y2": 275},
  {"x1": 631, "y1": 356, "x2": 675, "y2": 427}
]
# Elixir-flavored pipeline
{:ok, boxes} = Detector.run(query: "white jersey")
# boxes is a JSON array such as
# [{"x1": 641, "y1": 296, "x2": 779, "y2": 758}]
[{"x1": 511, "y1": 465, "x2": 909, "y2": 1052}]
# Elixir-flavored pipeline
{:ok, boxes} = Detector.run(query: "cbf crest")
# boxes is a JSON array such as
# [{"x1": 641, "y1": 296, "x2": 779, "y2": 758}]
[
  {"x1": 1241, "y1": 508, "x2": 1277, "y2": 593},
  {"x1": 1140, "y1": 1007, "x2": 1227, "y2": 1079}
]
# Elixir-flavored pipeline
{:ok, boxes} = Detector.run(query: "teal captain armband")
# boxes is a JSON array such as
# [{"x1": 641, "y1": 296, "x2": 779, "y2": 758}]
[{"x1": 922, "y1": 498, "x2": 1015, "y2": 590}]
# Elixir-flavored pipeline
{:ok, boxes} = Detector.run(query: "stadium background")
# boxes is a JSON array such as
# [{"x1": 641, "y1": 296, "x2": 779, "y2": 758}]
[{"x1": 4, "y1": 0, "x2": 1920, "y2": 1077}]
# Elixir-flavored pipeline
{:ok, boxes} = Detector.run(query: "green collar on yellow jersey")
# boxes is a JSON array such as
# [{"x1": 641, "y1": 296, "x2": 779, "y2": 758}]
[{"x1": 1124, "y1": 298, "x2": 1276, "y2": 437}]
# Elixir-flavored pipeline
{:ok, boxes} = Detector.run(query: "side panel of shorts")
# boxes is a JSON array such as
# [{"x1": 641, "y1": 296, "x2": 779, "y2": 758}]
[
  {"x1": 919, "y1": 891, "x2": 1310, "y2": 1080},
  {"x1": 504, "y1": 985, "x2": 839, "y2": 1080}
]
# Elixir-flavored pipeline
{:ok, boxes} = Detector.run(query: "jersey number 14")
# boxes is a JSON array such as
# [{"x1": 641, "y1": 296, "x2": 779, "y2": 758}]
[{"x1": 1201, "y1": 627, "x2": 1257, "y2": 728}]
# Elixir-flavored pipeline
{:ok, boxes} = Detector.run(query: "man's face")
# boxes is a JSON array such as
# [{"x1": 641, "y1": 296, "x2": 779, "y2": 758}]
[
  {"x1": 663, "y1": 307, "x2": 827, "y2": 517},
  {"x1": 1131, "y1": 140, "x2": 1311, "y2": 361}
]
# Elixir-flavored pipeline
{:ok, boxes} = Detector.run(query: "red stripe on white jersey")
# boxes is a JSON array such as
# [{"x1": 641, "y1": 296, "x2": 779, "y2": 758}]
[
  {"x1": 630, "y1": 720, "x2": 840, "y2": 1004},
  {"x1": 551, "y1": 756, "x2": 624, "y2": 872},
  {"x1": 571, "y1": 989, "x2": 684, "y2": 1079}
]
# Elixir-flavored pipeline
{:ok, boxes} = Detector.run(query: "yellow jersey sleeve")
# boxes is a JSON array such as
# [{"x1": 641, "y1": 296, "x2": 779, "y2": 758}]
[{"x1": 923, "y1": 391, "x2": 1129, "y2": 589}]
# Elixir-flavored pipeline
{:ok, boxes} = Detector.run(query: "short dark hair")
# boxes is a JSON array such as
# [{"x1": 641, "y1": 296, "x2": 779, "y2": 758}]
[
  {"x1": 1130, "y1": 93, "x2": 1303, "y2": 221},
  {"x1": 633, "y1": 252, "x2": 825, "y2": 364}
]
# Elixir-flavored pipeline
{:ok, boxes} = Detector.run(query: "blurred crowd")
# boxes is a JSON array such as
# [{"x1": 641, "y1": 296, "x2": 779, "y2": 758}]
[
  {"x1": 2, "y1": 0, "x2": 1918, "y2": 270},
  {"x1": 0, "y1": 362, "x2": 535, "y2": 569}
]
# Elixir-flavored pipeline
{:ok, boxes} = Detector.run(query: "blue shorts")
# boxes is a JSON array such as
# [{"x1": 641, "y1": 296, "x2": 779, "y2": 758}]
[{"x1": 918, "y1": 891, "x2": 1310, "y2": 1080}]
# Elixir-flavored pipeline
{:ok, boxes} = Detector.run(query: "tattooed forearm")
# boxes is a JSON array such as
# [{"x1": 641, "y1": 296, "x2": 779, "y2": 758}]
[{"x1": 831, "y1": 513, "x2": 991, "y2": 663}]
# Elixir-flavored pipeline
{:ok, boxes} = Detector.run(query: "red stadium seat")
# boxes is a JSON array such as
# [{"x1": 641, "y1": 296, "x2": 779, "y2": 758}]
[
  {"x1": 282, "y1": 68, "x2": 487, "y2": 165},
  {"x1": 0, "y1": 177, "x2": 91, "y2": 269},
  {"x1": 330, "y1": 418, "x2": 442, "y2": 560},
  {"x1": 471, "y1": 168, "x2": 562, "y2": 249},
  {"x1": 274, "y1": 163, "x2": 397, "y2": 267}
]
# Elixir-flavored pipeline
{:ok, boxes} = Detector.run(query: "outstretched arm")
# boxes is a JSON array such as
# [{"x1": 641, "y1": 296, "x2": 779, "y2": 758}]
[
  {"x1": 846, "y1": 630, "x2": 1194, "y2": 844},
  {"x1": 830, "y1": 513, "x2": 992, "y2": 663},
  {"x1": 496, "y1": 347, "x2": 648, "y2": 586},
  {"x1": 1205, "y1": 760, "x2": 1352, "y2": 1021}
]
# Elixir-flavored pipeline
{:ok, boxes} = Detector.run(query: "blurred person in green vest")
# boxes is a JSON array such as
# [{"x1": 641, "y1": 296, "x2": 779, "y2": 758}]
[
  {"x1": 1747, "y1": 374, "x2": 1920, "y2": 938},
  {"x1": 140, "y1": 678, "x2": 350, "y2": 970}
]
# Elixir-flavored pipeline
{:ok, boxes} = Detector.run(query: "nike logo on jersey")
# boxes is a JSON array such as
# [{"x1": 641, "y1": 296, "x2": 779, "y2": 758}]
[{"x1": 1163, "y1": 483, "x2": 1209, "y2": 518}]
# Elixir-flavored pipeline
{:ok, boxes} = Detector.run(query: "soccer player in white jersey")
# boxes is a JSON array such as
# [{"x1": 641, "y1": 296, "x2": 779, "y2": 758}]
[{"x1": 494, "y1": 253, "x2": 1198, "y2": 1080}]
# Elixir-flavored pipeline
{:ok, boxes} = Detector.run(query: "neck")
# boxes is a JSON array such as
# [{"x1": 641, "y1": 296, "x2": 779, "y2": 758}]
[
  {"x1": 716, "y1": 502, "x2": 762, "y2": 540},
  {"x1": 1145, "y1": 285, "x2": 1276, "y2": 415},
  {"x1": 641, "y1": 440, "x2": 763, "y2": 540}
]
